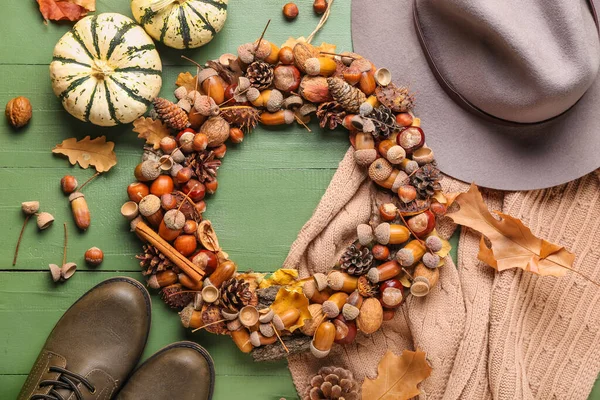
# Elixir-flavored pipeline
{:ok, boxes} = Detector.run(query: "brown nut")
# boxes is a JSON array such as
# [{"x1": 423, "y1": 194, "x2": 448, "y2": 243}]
[
  {"x1": 60, "y1": 175, "x2": 78, "y2": 195},
  {"x1": 311, "y1": 321, "x2": 335, "y2": 358},
  {"x1": 6, "y1": 96, "x2": 32, "y2": 128},
  {"x1": 356, "y1": 298, "x2": 383, "y2": 334},
  {"x1": 68, "y1": 192, "x2": 90, "y2": 231},
  {"x1": 84, "y1": 247, "x2": 103, "y2": 266},
  {"x1": 282, "y1": 2, "x2": 299, "y2": 20}
]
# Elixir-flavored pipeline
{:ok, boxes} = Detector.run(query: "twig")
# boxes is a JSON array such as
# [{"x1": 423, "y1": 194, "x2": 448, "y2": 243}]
[
  {"x1": 401, "y1": 267, "x2": 414, "y2": 281},
  {"x1": 254, "y1": 19, "x2": 271, "y2": 52},
  {"x1": 306, "y1": 0, "x2": 335, "y2": 44},
  {"x1": 319, "y1": 51, "x2": 358, "y2": 59},
  {"x1": 294, "y1": 115, "x2": 312, "y2": 133},
  {"x1": 270, "y1": 322, "x2": 290, "y2": 353},
  {"x1": 181, "y1": 55, "x2": 204, "y2": 70},
  {"x1": 77, "y1": 172, "x2": 100, "y2": 192},
  {"x1": 192, "y1": 318, "x2": 227, "y2": 333},
  {"x1": 218, "y1": 87, "x2": 251, "y2": 108},
  {"x1": 12, "y1": 214, "x2": 31, "y2": 266},
  {"x1": 177, "y1": 186, "x2": 197, "y2": 213},
  {"x1": 62, "y1": 223, "x2": 68, "y2": 266},
  {"x1": 397, "y1": 211, "x2": 426, "y2": 246}
]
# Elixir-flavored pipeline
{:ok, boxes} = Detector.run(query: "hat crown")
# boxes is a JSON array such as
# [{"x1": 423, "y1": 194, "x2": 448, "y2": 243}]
[{"x1": 416, "y1": 0, "x2": 600, "y2": 123}]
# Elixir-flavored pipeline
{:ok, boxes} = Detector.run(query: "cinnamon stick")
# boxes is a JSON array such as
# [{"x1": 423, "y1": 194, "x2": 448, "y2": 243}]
[{"x1": 135, "y1": 221, "x2": 204, "y2": 282}]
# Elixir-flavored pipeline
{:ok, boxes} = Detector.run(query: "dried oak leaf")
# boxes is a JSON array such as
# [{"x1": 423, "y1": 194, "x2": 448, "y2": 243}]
[
  {"x1": 269, "y1": 286, "x2": 311, "y2": 332},
  {"x1": 447, "y1": 184, "x2": 575, "y2": 276},
  {"x1": 176, "y1": 72, "x2": 198, "y2": 92},
  {"x1": 133, "y1": 117, "x2": 170, "y2": 150},
  {"x1": 362, "y1": 349, "x2": 432, "y2": 400},
  {"x1": 36, "y1": 0, "x2": 94, "y2": 22},
  {"x1": 52, "y1": 136, "x2": 116, "y2": 172}
]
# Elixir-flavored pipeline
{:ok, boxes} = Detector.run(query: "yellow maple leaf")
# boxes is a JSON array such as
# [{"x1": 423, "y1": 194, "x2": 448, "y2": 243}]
[
  {"x1": 447, "y1": 184, "x2": 575, "y2": 276},
  {"x1": 132, "y1": 117, "x2": 170, "y2": 150},
  {"x1": 362, "y1": 349, "x2": 432, "y2": 400},
  {"x1": 259, "y1": 268, "x2": 299, "y2": 289},
  {"x1": 52, "y1": 136, "x2": 116, "y2": 172}
]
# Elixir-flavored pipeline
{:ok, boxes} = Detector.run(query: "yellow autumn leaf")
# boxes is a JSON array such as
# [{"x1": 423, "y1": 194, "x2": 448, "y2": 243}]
[
  {"x1": 132, "y1": 117, "x2": 170, "y2": 150},
  {"x1": 259, "y1": 268, "x2": 299, "y2": 289},
  {"x1": 315, "y1": 42, "x2": 337, "y2": 57},
  {"x1": 281, "y1": 36, "x2": 308, "y2": 49},
  {"x1": 52, "y1": 136, "x2": 117, "y2": 172},
  {"x1": 176, "y1": 71, "x2": 198, "y2": 92},
  {"x1": 269, "y1": 286, "x2": 311, "y2": 332}
]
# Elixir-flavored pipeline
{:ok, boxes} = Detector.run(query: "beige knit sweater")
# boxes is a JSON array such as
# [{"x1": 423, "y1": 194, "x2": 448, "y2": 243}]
[{"x1": 283, "y1": 148, "x2": 600, "y2": 399}]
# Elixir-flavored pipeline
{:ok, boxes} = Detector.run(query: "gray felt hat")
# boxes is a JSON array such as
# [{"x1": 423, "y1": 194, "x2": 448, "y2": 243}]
[{"x1": 352, "y1": 0, "x2": 600, "y2": 190}]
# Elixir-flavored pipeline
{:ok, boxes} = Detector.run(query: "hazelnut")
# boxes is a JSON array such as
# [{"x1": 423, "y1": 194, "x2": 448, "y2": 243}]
[
  {"x1": 313, "y1": 0, "x2": 328, "y2": 14},
  {"x1": 279, "y1": 46, "x2": 295, "y2": 64},
  {"x1": 84, "y1": 247, "x2": 104, "y2": 266},
  {"x1": 229, "y1": 127, "x2": 244, "y2": 144},
  {"x1": 5, "y1": 96, "x2": 32, "y2": 128},
  {"x1": 282, "y1": 3, "x2": 299, "y2": 20},
  {"x1": 60, "y1": 175, "x2": 78, "y2": 195}
]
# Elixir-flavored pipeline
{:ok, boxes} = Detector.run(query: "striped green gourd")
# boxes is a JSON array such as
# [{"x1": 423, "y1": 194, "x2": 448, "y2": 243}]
[
  {"x1": 131, "y1": 0, "x2": 228, "y2": 50},
  {"x1": 50, "y1": 13, "x2": 163, "y2": 127}
]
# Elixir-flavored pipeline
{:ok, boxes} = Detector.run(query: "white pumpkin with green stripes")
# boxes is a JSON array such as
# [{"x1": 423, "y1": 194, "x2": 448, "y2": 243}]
[
  {"x1": 50, "y1": 13, "x2": 162, "y2": 127},
  {"x1": 131, "y1": 0, "x2": 228, "y2": 50}
]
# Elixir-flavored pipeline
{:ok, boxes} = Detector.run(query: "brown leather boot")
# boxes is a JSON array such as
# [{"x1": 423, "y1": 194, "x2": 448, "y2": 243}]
[
  {"x1": 18, "y1": 277, "x2": 151, "y2": 400},
  {"x1": 115, "y1": 341, "x2": 215, "y2": 400}
]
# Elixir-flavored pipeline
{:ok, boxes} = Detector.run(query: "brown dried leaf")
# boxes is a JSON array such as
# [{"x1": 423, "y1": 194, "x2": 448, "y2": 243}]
[
  {"x1": 447, "y1": 184, "x2": 575, "y2": 276},
  {"x1": 52, "y1": 136, "x2": 116, "y2": 172},
  {"x1": 176, "y1": 72, "x2": 198, "y2": 92},
  {"x1": 132, "y1": 117, "x2": 170, "y2": 150},
  {"x1": 36, "y1": 0, "x2": 94, "y2": 22},
  {"x1": 362, "y1": 349, "x2": 432, "y2": 400}
]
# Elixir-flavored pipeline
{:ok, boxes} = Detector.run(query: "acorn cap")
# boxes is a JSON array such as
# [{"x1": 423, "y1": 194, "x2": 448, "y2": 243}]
[
  {"x1": 353, "y1": 149, "x2": 378, "y2": 166},
  {"x1": 130, "y1": 215, "x2": 143, "y2": 232},
  {"x1": 425, "y1": 236, "x2": 443, "y2": 252},
  {"x1": 412, "y1": 146, "x2": 435, "y2": 165},
  {"x1": 254, "y1": 39, "x2": 272, "y2": 60},
  {"x1": 310, "y1": 340, "x2": 331, "y2": 358},
  {"x1": 396, "y1": 248, "x2": 415, "y2": 267},
  {"x1": 366, "y1": 267, "x2": 381, "y2": 284},
  {"x1": 387, "y1": 146, "x2": 406, "y2": 164},
  {"x1": 221, "y1": 309, "x2": 239, "y2": 321},
  {"x1": 410, "y1": 276, "x2": 431, "y2": 297},
  {"x1": 170, "y1": 163, "x2": 183, "y2": 177},
  {"x1": 327, "y1": 271, "x2": 346, "y2": 291},
  {"x1": 121, "y1": 201, "x2": 139, "y2": 221},
  {"x1": 250, "y1": 331, "x2": 262, "y2": 347},
  {"x1": 272, "y1": 314, "x2": 285, "y2": 331},
  {"x1": 194, "y1": 292, "x2": 203, "y2": 310},
  {"x1": 163, "y1": 209, "x2": 185, "y2": 230},
  {"x1": 422, "y1": 252, "x2": 441, "y2": 269},
  {"x1": 147, "y1": 275, "x2": 160, "y2": 289},
  {"x1": 177, "y1": 99, "x2": 192, "y2": 113},
  {"x1": 369, "y1": 158, "x2": 393, "y2": 181},
  {"x1": 60, "y1": 262, "x2": 77, "y2": 280},
  {"x1": 179, "y1": 305, "x2": 194, "y2": 328},
  {"x1": 374, "y1": 223, "x2": 391, "y2": 245},
  {"x1": 259, "y1": 323, "x2": 275, "y2": 338},
  {"x1": 48, "y1": 264, "x2": 61, "y2": 282},
  {"x1": 322, "y1": 299, "x2": 341, "y2": 318},
  {"x1": 304, "y1": 57, "x2": 321, "y2": 75},
  {"x1": 227, "y1": 319, "x2": 242, "y2": 331},
  {"x1": 266, "y1": 89, "x2": 284, "y2": 112},
  {"x1": 362, "y1": 119, "x2": 376, "y2": 133},
  {"x1": 313, "y1": 273, "x2": 328, "y2": 291},
  {"x1": 246, "y1": 87, "x2": 261, "y2": 102},
  {"x1": 140, "y1": 160, "x2": 161, "y2": 181},
  {"x1": 172, "y1": 149, "x2": 185, "y2": 164},
  {"x1": 359, "y1": 102, "x2": 374, "y2": 116},
  {"x1": 197, "y1": 68, "x2": 218, "y2": 83},
  {"x1": 36, "y1": 212, "x2": 55, "y2": 230},
  {"x1": 202, "y1": 285, "x2": 220, "y2": 303},
  {"x1": 303, "y1": 280, "x2": 317, "y2": 299},
  {"x1": 283, "y1": 95, "x2": 303, "y2": 109},
  {"x1": 259, "y1": 309, "x2": 274, "y2": 323},
  {"x1": 374, "y1": 67, "x2": 392, "y2": 86},
  {"x1": 342, "y1": 303, "x2": 360, "y2": 320},
  {"x1": 392, "y1": 171, "x2": 410, "y2": 192},
  {"x1": 139, "y1": 195, "x2": 161, "y2": 216},
  {"x1": 194, "y1": 95, "x2": 217, "y2": 116},
  {"x1": 237, "y1": 42, "x2": 256, "y2": 64},
  {"x1": 239, "y1": 305, "x2": 259, "y2": 327},
  {"x1": 402, "y1": 160, "x2": 419, "y2": 175},
  {"x1": 68, "y1": 192, "x2": 84, "y2": 202},
  {"x1": 237, "y1": 77, "x2": 251, "y2": 92},
  {"x1": 283, "y1": 110, "x2": 295, "y2": 124},
  {"x1": 174, "y1": 85, "x2": 188, "y2": 100},
  {"x1": 21, "y1": 201, "x2": 40, "y2": 215},
  {"x1": 357, "y1": 223, "x2": 374, "y2": 246}
]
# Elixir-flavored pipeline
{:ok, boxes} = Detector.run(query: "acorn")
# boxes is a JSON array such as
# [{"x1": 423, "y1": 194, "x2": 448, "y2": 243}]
[{"x1": 368, "y1": 158, "x2": 393, "y2": 182}]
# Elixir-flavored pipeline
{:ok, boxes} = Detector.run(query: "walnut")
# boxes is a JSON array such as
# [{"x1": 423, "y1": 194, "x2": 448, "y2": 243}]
[{"x1": 5, "y1": 96, "x2": 32, "y2": 128}]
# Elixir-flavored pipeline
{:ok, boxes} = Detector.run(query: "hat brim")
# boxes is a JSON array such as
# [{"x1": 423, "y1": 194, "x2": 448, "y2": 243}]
[{"x1": 352, "y1": 0, "x2": 600, "y2": 190}]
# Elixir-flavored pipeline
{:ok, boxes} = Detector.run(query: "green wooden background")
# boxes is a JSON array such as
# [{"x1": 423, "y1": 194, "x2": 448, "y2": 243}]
[{"x1": 0, "y1": 1, "x2": 598, "y2": 399}]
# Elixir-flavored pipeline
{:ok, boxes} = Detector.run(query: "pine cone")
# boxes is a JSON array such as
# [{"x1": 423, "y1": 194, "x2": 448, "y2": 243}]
[
  {"x1": 220, "y1": 278, "x2": 254, "y2": 311},
  {"x1": 357, "y1": 275, "x2": 379, "y2": 298},
  {"x1": 153, "y1": 97, "x2": 189, "y2": 130},
  {"x1": 411, "y1": 164, "x2": 442, "y2": 199},
  {"x1": 136, "y1": 244, "x2": 178, "y2": 276},
  {"x1": 316, "y1": 101, "x2": 346, "y2": 130},
  {"x1": 369, "y1": 105, "x2": 400, "y2": 139},
  {"x1": 246, "y1": 61, "x2": 274, "y2": 90},
  {"x1": 161, "y1": 284, "x2": 194, "y2": 309},
  {"x1": 340, "y1": 243, "x2": 374, "y2": 276},
  {"x1": 375, "y1": 83, "x2": 415, "y2": 113},
  {"x1": 185, "y1": 150, "x2": 221, "y2": 183},
  {"x1": 303, "y1": 366, "x2": 359, "y2": 400},
  {"x1": 327, "y1": 77, "x2": 367, "y2": 113},
  {"x1": 220, "y1": 106, "x2": 261, "y2": 133}
]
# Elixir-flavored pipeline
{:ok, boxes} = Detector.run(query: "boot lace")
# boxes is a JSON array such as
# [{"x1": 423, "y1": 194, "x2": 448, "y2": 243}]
[{"x1": 30, "y1": 366, "x2": 96, "y2": 400}]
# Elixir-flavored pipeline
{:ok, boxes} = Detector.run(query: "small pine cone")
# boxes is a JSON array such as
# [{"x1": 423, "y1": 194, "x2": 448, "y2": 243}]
[
  {"x1": 220, "y1": 278, "x2": 255, "y2": 311},
  {"x1": 136, "y1": 244, "x2": 178, "y2": 276},
  {"x1": 153, "y1": 97, "x2": 189, "y2": 130},
  {"x1": 303, "y1": 366, "x2": 359, "y2": 400},
  {"x1": 161, "y1": 284, "x2": 194, "y2": 309},
  {"x1": 327, "y1": 77, "x2": 367, "y2": 113},
  {"x1": 369, "y1": 105, "x2": 400, "y2": 139},
  {"x1": 246, "y1": 61, "x2": 274, "y2": 90},
  {"x1": 316, "y1": 101, "x2": 346, "y2": 130},
  {"x1": 185, "y1": 150, "x2": 221, "y2": 183},
  {"x1": 411, "y1": 164, "x2": 442, "y2": 199},
  {"x1": 340, "y1": 243, "x2": 374, "y2": 276},
  {"x1": 357, "y1": 275, "x2": 379, "y2": 298},
  {"x1": 375, "y1": 83, "x2": 415, "y2": 113},
  {"x1": 220, "y1": 106, "x2": 261, "y2": 133}
]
